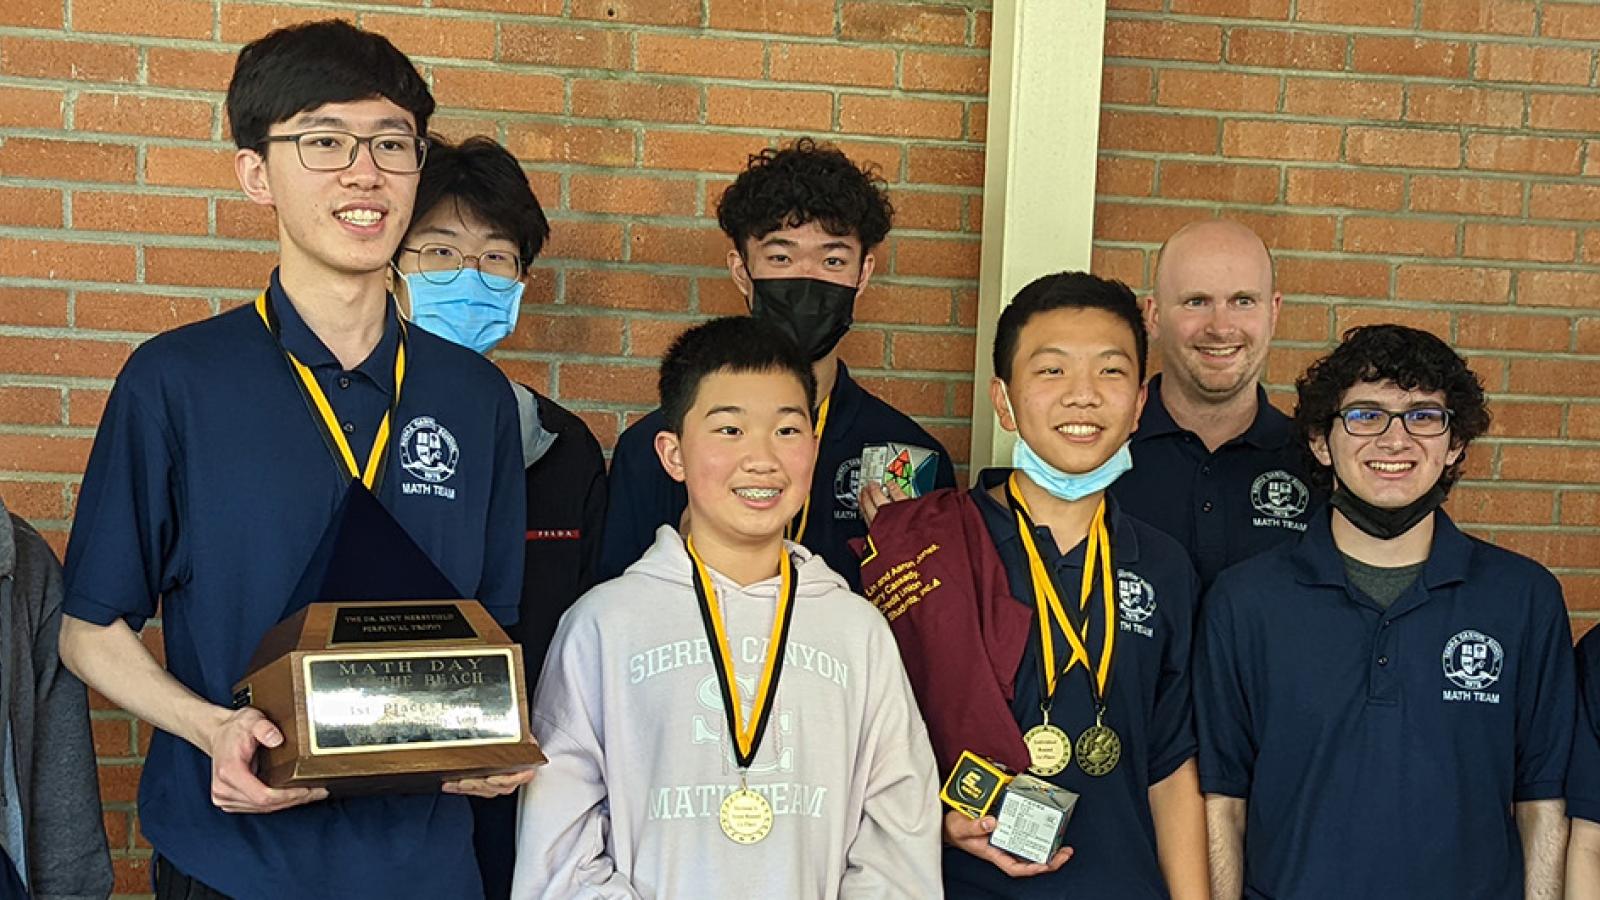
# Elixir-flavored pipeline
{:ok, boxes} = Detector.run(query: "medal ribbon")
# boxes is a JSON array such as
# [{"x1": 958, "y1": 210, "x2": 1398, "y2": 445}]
[
  {"x1": 785, "y1": 395, "x2": 831, "y2": 544},
  {"x1": 1006, "y1": 473, "x2": 1116, "y2": 712},
  {"x1": 254, "y1": 293, "x2": 406, "y2": 491},
  {"x1": 687, "y1": 536, "x2": 799, "y2": 770}
]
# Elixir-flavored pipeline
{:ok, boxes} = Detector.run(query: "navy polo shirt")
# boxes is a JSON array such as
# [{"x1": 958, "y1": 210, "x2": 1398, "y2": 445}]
[
  {"x1": 1111, "y1": 374, "x2": 1323, "y2": 589},
  {"x1": 62, "y1": 271, "x2": 525, "y2": 900},
  {"x1": 943, "y1": 470, "x2": 1199, "y2": 900},
  {"x1": 1569, "y1": 628, "x2": 1600, "y2": 824},
  {"x1": 1196, "y1": 509, "x2": 1574, "y2": 899},
  {"x1": 598, "y1": 361, "x2": 956, "y2": 592}
]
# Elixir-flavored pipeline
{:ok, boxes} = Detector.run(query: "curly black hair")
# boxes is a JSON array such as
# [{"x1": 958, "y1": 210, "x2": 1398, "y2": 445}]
[
  {"x1": 1293, "y1": 324, "x2": 1490, "y2": 492},
  {"x1": 716, "y1": 138, "x2": 893, "y2": 252}
]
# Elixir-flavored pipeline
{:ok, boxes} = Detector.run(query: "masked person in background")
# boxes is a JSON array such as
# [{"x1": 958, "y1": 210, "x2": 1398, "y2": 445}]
[
  {"x1": 597, "y1": 138, "x2": 956, "y2": 593},
  {"x1": 393, "y1": 134, "x2": 608, "y2": 900}
]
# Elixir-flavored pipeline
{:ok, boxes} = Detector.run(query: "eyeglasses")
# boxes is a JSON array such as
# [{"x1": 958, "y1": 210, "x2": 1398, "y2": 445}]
[
  {"x1": 399, "y1": 243, "x2": 523, "y2": 291},
  {"x1": 258, "y1": 131, "x2": 427, "y2": 174},
  {"x1": 1333, "y1": 406, "x2": 1453, "y2": 437}
]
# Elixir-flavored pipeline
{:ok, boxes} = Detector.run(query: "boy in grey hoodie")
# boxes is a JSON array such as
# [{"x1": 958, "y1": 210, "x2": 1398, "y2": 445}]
[
  {"x1": 513, "y1": 317, "x2": 941, "y2": 898},
  {"x1": 0, "y1": 495, "x2": 112, "y2": 900}
]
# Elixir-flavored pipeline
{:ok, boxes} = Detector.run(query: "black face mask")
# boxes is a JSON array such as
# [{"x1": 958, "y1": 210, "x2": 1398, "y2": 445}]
[
  {"x1": 748, "y1": 277, "x2": 856, "y2": 362},
  {"x1": 1329, "y1": 480, "x2": 1449, "y2": 541}
]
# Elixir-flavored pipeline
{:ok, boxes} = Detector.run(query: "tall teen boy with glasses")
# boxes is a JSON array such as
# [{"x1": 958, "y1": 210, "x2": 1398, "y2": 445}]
[{"x1": 58, "y1": 22, "x2": 529, "y2": 899}]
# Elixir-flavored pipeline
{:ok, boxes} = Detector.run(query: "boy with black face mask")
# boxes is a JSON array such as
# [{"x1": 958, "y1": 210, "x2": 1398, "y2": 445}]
[
  {"x1": 598, "y1": 138, "x2": 956, "y2": 592},
  {"x1": 1197, "y1": 325, "x2": 1573, "y2": 900}
]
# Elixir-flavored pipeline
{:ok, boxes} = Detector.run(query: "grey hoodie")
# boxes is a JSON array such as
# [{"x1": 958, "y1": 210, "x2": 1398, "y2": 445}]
[
  {"x1": 0, "y1": 496, "x2": 112, "y2": 900},
  {"x1": 513, "y1": 526, "x2": 942, "y2": 899}
]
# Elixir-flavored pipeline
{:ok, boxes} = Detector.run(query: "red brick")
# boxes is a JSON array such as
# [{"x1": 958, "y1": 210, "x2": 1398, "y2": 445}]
[
  {"x1": 1395, "y1": 265, "x2": 1512, "y2": 304},
  {"x1": 1447, "y1": 487, "x2": 1553, "y2": 525},
  {"x1": 1500, "y1": 444, "x2": 1600, "y2": 482},
  {"x1": 0, "y1": 288, "x2": 67, "y2": 327},
  {"x1": 0, "y1": 387, "x2": 60, "y2": 426},
  {"x1": 1489, "y1": 401, "x2": 1567, "y2": 438},
  {"x1": 1458, "y1": 312, "x2": 1570, "y2": 350},
  {"x1": 1158, "y1": 161, "x2": 1279, "y2": 204},
  {"x1": 1352, "y1": 37, "x2": 1469, "y2": 79},
  {"x1": 1090, "y1": 247, "x2": 1148, "y2": 290},
  {"x1": 852, "y1": 375, "x2": 950, "y2": 417},
  {"x1": 1276, "y1": 258, "x2": 1391, "y2": 299},
  {"x1": 1569, "y1": 402, "x2": 1600, "y2": 437},
  {"x1": 363, "y1": 14, "x2": 495, "y2": 60},
  {"x1": 0, "y1": 36, "x2": 138, "y2": 82},
  {"x1": 0, "y1": 435, "x2": 92, "y2": 475},
  {"x1": 1223, "y1": 120, "x2": 1339, "y2": 161},
  {"x1": 543, "y1": 221, "x2": 624, "y2": 262},
  {"x1": 1335, "y1": 305, "x2": 1451, "y2": 337},
  {"x1": 893, "y1": 236, "x2": 981, "y2": 280},
  {"x1": 73, "y1": 192, "x2": 208, "y2": 236},
  {"x1": 710, "y1": 86, "x2": 833, "y2": 131},
  {"x1": 432, "y1": 68, "x2": 563, "y2": 115},
  {"x1": 0, "y1": 186, "x2": 62, "y2": 228},
  {"x1": 0, "y1": 335, "x2": 133, "y2": 380},
  {"x1": 891, "y1": 332, "x2": 976, "y2": 373},
  {"x1": 1102, "y1": 110, "x2": 1219, "y2": 155},
  {"x1": 144, "y1": 146, "x2": 237, "y2": 190},
  {"x1": 830, "y1": 140, "x2": 903, "y2": 178},
  {"x1": 764, "y1": 43, "x2": 893, "y2": 89},
  {"x1": 1346, "y1": 127, "x2": 1461, "y2": 169},
  {"x1": 838, "y1": 329, "x2": 887, "y2": 368},
  {"x1": 1464, "y1": 223, "x2": 1576, "y2": 263},
  {"x1": 1284, "y1": 78, "x2": 1404, "y2": 120},
  {"x1": 76, "y1": 292, "x2": 215, "y2": 333},
  {"x1": 1530, "y1": 183, "x2": 1600, "y2": 221},
  {"x1": 1406, "y1": 85, "x2": 1525, "y2": 129},
  {"x1": 1588, "y1": 233, "x2": 1600, "y2": 266},
  {"x1": 1159, "y1": 70, "x2": 1280, "y2": 113},
  {"x1": 1102, "y1": 66, "x2": 1154, "y2": 105},
  {"x1": 1105, "y1": 19, "x2": 1222, "y2": 62},
  {"x1": 908, "y1": 146, "x2": 985, "y2": 187},
  {"x1": 1096, "y1": 203, "x2": 1210, "y2": 245},
  {"x1": 1476, "y1": 44, "x2": 1592, "y2": 86},
  {"x1": 0, "y1": 85, "x2": 63, "y2": 129},
  {"x1": 558, "y1": 363, "x2": 657, "y2": 405},
  {"x1": 1465, "y1": 132, "x2": 1580, "y2": 175},
  {"x1": 698, "y1": 277, "x2": 750, "y2": 316},
  {"x1": 145, "y1": 47, "x2": 235, "y2": 91},
  {"x1": 1563, "y1": 495, "x2": 1600, "y2": 530},
  {"x1": 629, "y1": 225, "x2": 726, "y2": 266},
  {"x1": 0, "y1": 239, "x2": 135, "y2": 282},
  {"x1": 572, "y1": 0, "x2": 700, "y2": 25},
  {"x1": 498, "y1": 312, "x2": 625, "y2": 356},
  {"x1": 1544, "y1": 3, "x2": 1600, "y2": 39},
  {"x1": 1422, "y1": 0, "x2": 1536, "y2": 34},
  {"x1": 1225, "y1": 28, "x2": 1346, "y2": 71},
  {"x1": 218, "y1": 3, "x2": 335, "y2": 42},
  {"x1": 1171, "y1": 0, "x2": 1289, "y2": 15},
  {"x1": 892, "y1": 191, "x2": 966, "y2": 232},
  {"x1": 569, "y1": 174, "x2": 697, "y2": 218},
  {"x1": 0, "y1": 0, "x2": 61, "y2": 27},
  {"x1": 1097, "y1": 157, "x2": 1156, "y2": 198},
  {"x1": 1516, "y1": 271, "x2": 1600, "y2": 308},
  {"x1": 856, "y1": 282, "x2": 956, "y2": 326},
  {"x1": 642, "y1": 131, "x2": 768, "y2": 175},
  {"x1": 840, "y1": 2, "x2": 967, "y2": 45},
  {"x1": 75, "y1": 0, "x2": 209, "y2": 38},
  {"x1": 902, "y1": 51, "x2": 989, "y2": 95},
  {"x1": 566, "y1": 270, "x2": 691, "y2": 312},
  {"x1": 0, "y1": 138, "x2": 136, "y2": 184},
  {"x1": 68, "y1": 389, "x2": 110, "y2": 426},
  {"x1": 1298, "y1": 0, "x2": 1412, "y2": 26},
  {"x1": 840, "y1": 95, "x2": 964, "y2": 140},
  {"x1": 636, "y1": 34, "x2": 764, "y2": 79},
  {"x1": 708, "y1": 0, "x2": 835, "y2": 36},
  {"x1": 1529, "y1": 93, "x2": 1600, "y2": 134},
  {"x1": 145, "y1": 248, "x2": 274, "y2": 289},
  {"x1": 1228, "y1": 212, "x2": 1336, "y2": 252},
  {"x1": 1410, "y1": 175, "x2": 1524, "y2": 217},
  {"x1": 0, "y1": 479, "x2": 65, "y2": 521},
  {"x1": 92, "y1": 717, "x2": 133, "y2": 757},
  {"x1": 432, "y1": 0, "x2": 561, "y2": 12},
  {"x1": 215, "y1": 199, "x2": 276, "y2": 241},
  {"x1": 496, "y1": 359, "x2": 551, "y2": 395},
  {"x1": 76, "y1": 93, "x2": 213, "y2": 140},
  {"x1": 1285, "y1": 168, "x2": 1402, "y2": 211},
  {"x1": 506, "y1": 124, "x2": 633, "y2": 167}
]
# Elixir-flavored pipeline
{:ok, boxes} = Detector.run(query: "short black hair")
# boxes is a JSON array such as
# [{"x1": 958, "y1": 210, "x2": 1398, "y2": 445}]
[
  {"x1": 412, "y1": 136, "x2": 551, "y2": 267},
  {"x1": 717, "y1": 137, "x2": 893, "y2": 253},
  {"x1": 658, "y1": 317, "x2": 817, "y2": 434},
  {"x1": 1293, "y1": 324, "x2": 1490, "y2": 493},
  {"x1": 227, "y1": 19, "x2": 434, "y2": 150},
  {"x1": 992, "y1": 272, "x2": 1148, "y2": 383}
]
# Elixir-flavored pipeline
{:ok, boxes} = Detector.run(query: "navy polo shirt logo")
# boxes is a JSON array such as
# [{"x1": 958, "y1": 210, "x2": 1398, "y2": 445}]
[
  {"x1": 833, "y1": 457, "x2": 862, "y2": 517},
  {"x1": 1442, "y1": 629, "x2": 1504, "y2": 703},
  {"x1": 1249, "y1": 470, "x2": 1310, "y2": 528},
  {"x1": 1117, "y1": 569, "x2": 1157, "y2": 638},
  {"x1": 399, "y1": 416, "x2": 459, "y2": 498}
]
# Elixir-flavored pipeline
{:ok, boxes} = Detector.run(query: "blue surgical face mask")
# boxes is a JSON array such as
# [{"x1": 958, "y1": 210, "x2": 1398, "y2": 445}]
[
  {"x1": 404, "y1": 271, "x2": 524, "y2": 355},
  {"x1": 1000, "y1": 383, "x2": 1133, "y2": 501}
]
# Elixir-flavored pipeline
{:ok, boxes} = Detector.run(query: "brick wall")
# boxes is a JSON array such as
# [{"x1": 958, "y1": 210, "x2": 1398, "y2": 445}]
[
  {"x1": 1093, "y1": 0, "x2": 1600, "y2": 635},
  {"x1": 0, "y1": 2, "x2": 989, "y2": 894},
  {"x1": 3, "y1": 0, "x2": 1598, "y2": 895}
]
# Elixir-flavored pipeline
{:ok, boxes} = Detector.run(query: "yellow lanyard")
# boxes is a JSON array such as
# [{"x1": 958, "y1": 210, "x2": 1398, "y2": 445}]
[
  {"x1": 785, "y1": 395, "x2": 831, "y2": 544},
  {"x1": 254, "y1": 293, "x2": 406, "y2": 490},
  {"x1": 687, "y1": 536, "x2": 797, "y2": 768},
  {"x1": 1007, "y1": 473, "x2": 1116, "y2": 706}
]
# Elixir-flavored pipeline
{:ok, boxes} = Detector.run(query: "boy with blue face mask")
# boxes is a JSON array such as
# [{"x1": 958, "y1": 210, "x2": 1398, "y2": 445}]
[
  {"x1": 394, "y1": 135, "x2": 609, "y2": 900},
  {"x1": 858, "y1": 272, "x2": 1209, "y2": 899}
]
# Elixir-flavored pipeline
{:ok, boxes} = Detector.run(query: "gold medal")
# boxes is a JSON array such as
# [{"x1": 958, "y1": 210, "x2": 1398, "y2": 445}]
[
  {"x1": 719, "y1": 786, "x2": 774, "y2": 844},
  {"x1": 1023, "y1": 723, "x2": 1072, "y2": 776},
  {"x1": 1074, "y1": 722, "x2": 1122, "y2": 776}
]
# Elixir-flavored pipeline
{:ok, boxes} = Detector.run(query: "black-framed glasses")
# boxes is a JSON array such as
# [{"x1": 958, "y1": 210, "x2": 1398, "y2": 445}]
[
  {"x1": 1334, "y1": 406, "x2": 1453, "y2": 437},
  {"x1": 258, "y1": 131, "x2": 427, "y2": 173},
  {"x1": 399, "y1": 243, "x2": 523, "y2": 291}
]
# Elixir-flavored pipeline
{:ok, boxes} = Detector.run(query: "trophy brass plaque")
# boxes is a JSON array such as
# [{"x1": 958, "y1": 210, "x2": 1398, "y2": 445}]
[{"x1": 233, "y1": 599, "x2": 546, "y2": 795}]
